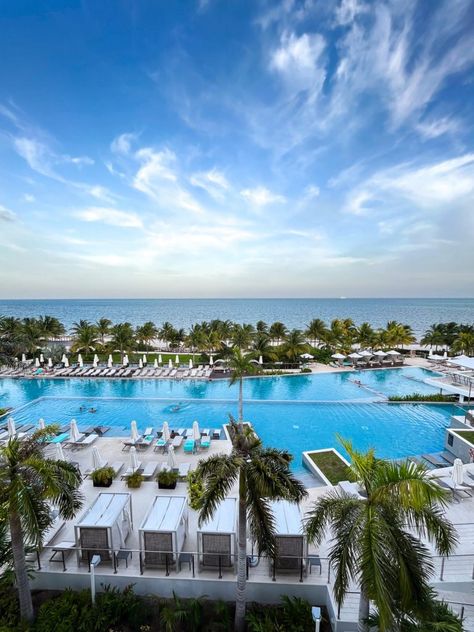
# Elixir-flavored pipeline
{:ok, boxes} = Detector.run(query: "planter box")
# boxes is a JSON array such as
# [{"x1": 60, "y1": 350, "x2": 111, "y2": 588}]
[
  {"x1": 158, "y1": 481, "x2": 177, "y2": 490},
  {"x1": 302, "y1": 448, "x2": 350, "y2": 486},
  {"x1": 93, "y1": 479, "x2": 113, "y2": 488}
]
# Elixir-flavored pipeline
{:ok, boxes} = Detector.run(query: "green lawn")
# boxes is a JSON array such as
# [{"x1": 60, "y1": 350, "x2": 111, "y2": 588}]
[
  {"x1": 453, "y1": 430, "x2": 474, "y2": 445},
  {"x1": 309, "y1": 450, "x2": 350, "y2": 484},
  {"x1": 76, "y1": 351, "x2": 202, "y2": 364}
]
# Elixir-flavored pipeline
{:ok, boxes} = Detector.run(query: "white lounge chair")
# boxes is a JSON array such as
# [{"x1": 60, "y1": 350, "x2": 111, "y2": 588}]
[{"x1": 142, "y1": 462, "x2": 158, "y2": 479}]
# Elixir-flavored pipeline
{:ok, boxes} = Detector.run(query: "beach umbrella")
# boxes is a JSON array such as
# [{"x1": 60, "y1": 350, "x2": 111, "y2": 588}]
[
  {"x1": 37, "y1": 418, "x2": 45, "y2": 430},
  {"x1": 34, "y1": 358, "x2": 40, "y2": 368},
  {"x1": 167, "y1": 445, "x2": 177, "y2": 470},
  {"x1": 70, "y1": 419, "x2": 80, "y2": 442},
  {"x1": 142, "y1": 354, "x2": 147, "y2": 364},
  {"x1": 138, "y1": 358, "x2": 143, "y2": 369},
  {"x1": 443, "y1": 350, "x2": 448, "y2": 359},
  {"x1": 130, "y1": 446, "x2": 139, "y2": 472},
  {"x1": 175, "y1": 354, "x2": 180, "y2": 364},
  {"x1": 158, "y1": 354, "x2": 162, "y2": 364},
  {"x1": 300, "y1": 353, "x2": 314, "y2": 359},
  {"x1": 452, "y1": 459, "x2": 464, "y2": 486},
  {"x1": 7, "y1": 417, "x2": 16, "y2": 437},
  {"x1": 209, "y1": 356, "x2": 214, "y2": 366},
  {"x1": 373, "y1": 350, "x2": 387, "y2": 357},
  {"x1": 55, "y1": 443, "x2": 65, "y2": 461},
  {"x1": 21, "y1": 353, "x2": 26, "y2": 363},
  {"x1": 64, "y1": 357, "x2": 69, "y2": 368},
  {"x1": 92, "y1": 357, "x2": 98, "y2": 368},
  {"x1": 92, "y1": 446, "x2": 105, "y2": 471},
  {"x1": 168, "y1": 359, "x2": 173, "y2": 369},
  {"x1": 154, "y1": 358, "x2": 158, "y2": 368},
  {"x1": 359, "y1": 350, "x2": 373, "y2": 357},
  {"x1": 61, "y1": 354, "x2": 67, "y2": 364},
  {"x1": 123, "y1": 354, "x2": 129, "y2": 366},
  {"x1": 331, "y1": 353, "x2": 346, "y2": 360},
  {"x1": 130, "y1": 420, "x2": 139, "y2": 443},
  {"x1": 47, "y1": 357, "x2": 53, "y2": 368},
  {"x1": 386, "y1": 350, "x2": 400, "y2": 356},
  {"x1": 161, "y1": 421, "x2": 171, "y2": 442},
  {"x1": 189, "y1": 359, "x2": 193, "y2": 369},
  {"x1": 258, "y1": 355, "x2": 263, "y2": 365},
  {"x1": 40, "y1": 353, "x2": 44, "y2": 364},
  {"x1": 192, "y1": 420, "x2": 201, "y2": 441},
  {"x1": 107, "y1": 354, "x2": 113, "y2": 368},
  {"x1": 78, "y1": 354, "x2": 83, "y2": 367}
]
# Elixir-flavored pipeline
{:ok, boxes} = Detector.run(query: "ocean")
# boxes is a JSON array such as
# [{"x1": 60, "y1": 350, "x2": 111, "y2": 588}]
[{"x1": 0, "y1": 298, "x2": 473, "y2": 337}]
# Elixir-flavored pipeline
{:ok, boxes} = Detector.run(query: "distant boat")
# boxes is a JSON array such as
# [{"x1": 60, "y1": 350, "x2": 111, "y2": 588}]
[{"x1": 339, "y1": 296, "x2": 347, "y2": 299}]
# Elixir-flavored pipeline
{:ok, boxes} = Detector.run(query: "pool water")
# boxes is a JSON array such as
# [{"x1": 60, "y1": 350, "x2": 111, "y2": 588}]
[{"x1": 0, "y1": 368, "x2": 452, "y2": 473}]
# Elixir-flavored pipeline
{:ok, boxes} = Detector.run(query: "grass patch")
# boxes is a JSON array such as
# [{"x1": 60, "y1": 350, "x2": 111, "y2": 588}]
[
  {"x1": 388, "y1": 393, "x2": 456, "y2": 402},
  {"x1": 453, "y1": 430, "x2": 474, "y2": 445},
  {"x1": 0, "y1": 408, "x2": 11, "y2": 417},
  {"x1": 309, "y1": 450, "x2": 349, "y2": 485}
]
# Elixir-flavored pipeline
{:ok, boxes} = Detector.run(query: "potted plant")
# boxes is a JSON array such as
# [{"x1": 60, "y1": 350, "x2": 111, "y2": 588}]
[
  {"x1": 187, "y1": 470, "x2": 204, "y2": 510},
  {"x1": 91, "y1": 466, "x2": 115, "y2": 488},
  {"x1": 157, "y1": 468, "x2": 178, "y2": 490},
  {"x1": 126, "y1": 471, "x2": 144, "y2": 489}
]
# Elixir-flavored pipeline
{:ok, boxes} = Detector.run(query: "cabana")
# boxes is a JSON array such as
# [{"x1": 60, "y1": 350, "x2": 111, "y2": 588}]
[
  {"x1": 197, "y1": 498, "x2": 236, "y2": 570},
  {"x1": 269, "y1": 500, "x2": 307, "y2": 576},
  {"x1": 139, "y1": 496, "x2": 188, "y2": 569},
  {"x1": 74, "y1": 493, "x2": 132, "y2": 564}
]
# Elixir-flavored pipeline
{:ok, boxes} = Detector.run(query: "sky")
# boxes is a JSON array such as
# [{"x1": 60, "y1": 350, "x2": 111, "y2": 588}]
[{"x1": 0, "y1": 0, "x2": 473, "y2": 299}]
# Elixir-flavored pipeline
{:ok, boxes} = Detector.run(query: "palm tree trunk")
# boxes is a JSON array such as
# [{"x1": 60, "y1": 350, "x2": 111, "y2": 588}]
[
  {"x1": 9, "y1": 511, "x2": 34, "y2": 622},
  {"x1": 357, "y1": 591, "x2": 370, "y2": 632},
  {"x1": 238, "y1": 377, "x2": 243, "y2": 422},
  {"x1": 234, "y1": 473, "x2": 247, "y2": 632}
]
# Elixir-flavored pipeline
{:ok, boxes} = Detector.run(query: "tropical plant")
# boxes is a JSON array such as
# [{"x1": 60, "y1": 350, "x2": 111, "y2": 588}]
[
  {"x1": 452, "y1": 331, "x2": 474, "y2": 355},
  {"x1": 269, "y1": 321, "x2": 287, "y2": 345},
  {"x1": 305, "y1": 438, "x2": 457, "y2": 632},
  {"x1": 157, "y1": 468, "x2": 178, "y2": 488},
  {"x1": 96, "y1": 317, "x2": 112, "y2": 345},
  {"x1": 305, "y1": 318, "x2": 328, "y2": 346},
  {"x1": 357, "y1": 322, "x2": 375, "y2": 348},
  {"x1": 37, "y1": 315, "x2": 65, "y2": 340},
  {"x1": 282, "y1": 329, "x2": 308, "y2": 362},
  {"x1": 194, "y1": 418, "x2": 307, "y2": 632},
  {"x1": 126, "y1": 471, "x2": 144, "y2": 488},
  {"x1": 0, "y1": 427, "x2": 83, "y2": 621},
  {"x1": 228, "y1": 348, "x2": 259, "y2": 421},
  {"x1": 252, "y1": 333, "x2": 277, "y2": 363},
  {"x1": 136, "y1": 321, "x2": 159, "y2": 350},
  {"x1": 160, "y1": 591, "x2": 188, "y2": 632},
  {"x1": 231, "y1": 324, "x2": 255, "y2": 350},
  {"x1": 71, "y1": 321, "x2": 98, "y2": 354},
  {"x1": 187, "y1": 470, "x2": 204, "y2": 510},
  {"x1": 110, "y1": 322, "x2": 135, "y2": 361},
  {"x1": 91, "y1": 465, "x2": 115, "y2": 486}
]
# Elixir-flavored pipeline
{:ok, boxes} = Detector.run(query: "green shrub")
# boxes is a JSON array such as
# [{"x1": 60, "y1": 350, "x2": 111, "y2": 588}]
[
  {"x1": 387, "y1": 393, "x2": 456, "y2": 402},
  {"x1": 246, "y1": 596, "x2": 316, "y2": 632},
  {"x1": 187, "y1": 470, "x2": 204, "y2": 511},
  {"x1": 126, "y1": 471, "x2": 144, "y2": 488},
  {"x1": 300, "y1": 367, "x2": 312, "y2": 373},
  {"x1": 157, "y1": 469, "x2": 178, "y2": 487},
  {"x1": 91, "y1": 466, "x2": 115, "y2": 485}
]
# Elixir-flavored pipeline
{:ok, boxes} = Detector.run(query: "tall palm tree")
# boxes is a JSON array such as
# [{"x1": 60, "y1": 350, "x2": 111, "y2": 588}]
[
  {"x1": 37, "y1": 315, "x2": 65, "y2": 340},
  {"x1": 231, "y1": 324, "x2": 255, "y2": 350},
  {"x1": 269, "y1": 321, "x2": 287, "y2": 345},
  {"x1": 452, "y1": 332, "x2": 474, "y2": 355},
  {"x1": 228, "y1": 348, "x2": 259, "y2": 421},
  {"x1": 357, "y1": 322, "x2": 375, "y2": 348},
  {"x1": 305, "y1": 318, "x2": 328, "y2": 347},
  {"x1": 252, "y1": 333, "x2": 278, "y2": 363},
  {"x1": 256, "y1": 320, "x2": 268, "y2": 334},
  {"x1": 0, "y1": 428, "x2": 83, "y2": 622},
  {"x1": 194, "y1": 419, "x2": 307, "y2": 632},
  {"x1": 135, "y1": 321, "x2": 158, "y2": 350},
  {"x1": 160, "y1": 322, "x2": 177, "y2": 350},
  {"x1": 305, "y1": 439, "x2": 456, "y2": 632},
  {"x1": 20, "y1": 318, "x2": 43, "y2": 354},
  {"x1": 282, "y1": 329, "x2": 308, "y2": 363},
  {"x1": 421, "y1": 325, "x2": 446, "y2": 351},
  {"x1": 110, "y1": 322, "x2": 135, "y2": 361},
  {"x1": 71, "y1": 322, "x2": 99, "y2": 354},
  {"x1": 96, "y1": 317, "x2": 112, "y2": 345}
]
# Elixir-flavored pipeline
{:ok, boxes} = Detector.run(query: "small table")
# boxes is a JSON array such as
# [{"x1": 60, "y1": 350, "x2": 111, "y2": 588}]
[
  {"x1": 178, "y1": 551, "x2": 193, "y2": 571},
  {"x1": 115, "y1": 549, "x2": 132, "y2": 569},
  {"x1": 308, "y1": 555, "x2": 322, "y2": 575},
  {"x1": 49, "y1": 541, "x2": 75, "y2": 572}
]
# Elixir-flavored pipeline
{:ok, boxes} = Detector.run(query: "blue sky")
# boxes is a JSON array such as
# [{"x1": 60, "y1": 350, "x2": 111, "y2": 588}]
[{"x1": 0, "y1": 0, "x2": 473, "y2": 298}]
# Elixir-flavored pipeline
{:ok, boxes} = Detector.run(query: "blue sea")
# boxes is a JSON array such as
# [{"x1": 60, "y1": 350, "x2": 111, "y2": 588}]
[{"x1": 0, "y1": 298, "x2": 473, "y2": 337}]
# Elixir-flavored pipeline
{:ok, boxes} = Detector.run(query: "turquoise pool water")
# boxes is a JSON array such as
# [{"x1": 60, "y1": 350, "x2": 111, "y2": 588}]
[{"x1": 0, "y1": 367, "x2": 454, "y2": 473}]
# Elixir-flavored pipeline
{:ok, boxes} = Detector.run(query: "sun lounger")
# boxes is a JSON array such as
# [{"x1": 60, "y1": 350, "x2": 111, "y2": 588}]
[
  {"x1": 183, "y1": 439, "x2": 195, "y2": 454},
  {"x1": 437, "y1": 477, "x2": 472, "y2": 499},
  {"x1": 136, "y1": 434, "x2": 154, "y2": 449},
  {"x1": 177, "y1": 463, "x2": 190, "y2": 477},
  {"x1": 123, "y1": 461, "x2": 143, "y2": 477},
  {"x1": 73, "y1": 433, "x2": 98, "y2": 447},
  {"x1": 142, "y1": 462, "x2": 158, "y2": 479},
  {"x1": 110, "y1": 461, "x2": 124, "y2": 476},
  {"x1": 185, "y1": 428, "x2": 194, "y2": 438},
  {"x1": 154, "y1": 437, "x2": 169, "y2": 452},
  {"x1": 177, "y1": 428, "x2": 186, "y2": 436},
  {"x1": 441, "y1": 451, "x2": 456, "y2": 465},
  {"x1": 338, "y1": 480, "x2": 365, "y2": 499},
  {"x1": 200, "y1": 436, "x2": 211, "y2": 449},
  {"x1": 422, "y1": 454, "x2": 450, "y2": 467},
  {"x1": 172, "y1": 435, "x2": 183, "y2": 449}
]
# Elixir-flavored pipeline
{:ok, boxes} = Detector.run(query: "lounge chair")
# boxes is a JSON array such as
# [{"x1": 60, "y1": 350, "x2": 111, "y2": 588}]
[
  {"x1": 110, "y1": 461, "x2": 124, "y2": 476},
  {"x1": 422, "y1": 454, "x2": 450, "y2": 468},
  {"x1": 123, "y1": 461, "x2": 143, "y2": 477},
  {"x1": 437, "y1": 477, "x2": 472, "y2": 499},
  {"x1": 153, "y1": 437, "x2": 169, "y2": 452},
  {"x1": 176, "y1": 463, "x2": 190, "y2": 477},
  {"x1": 142, "y1": 462, "x2": 158, "y2": 479},
  {"x1": 172, "y1": 435, "x2": 183, "y2": 449},
  {"x1": 136, "y1": 434, "x2": 154, "y2": 449},
  {"x1": 441, "y1": 451, "x2": 456, "y2": 465},
  {"x1": 72, "y1": 433, "x2": 98, "y2": 447},
  {"x1": 183, "y1": 439, "x2": 195, "y2": 454},
  {"x1": 200, "y1": 436, "x2": 211, "y2": 450}
]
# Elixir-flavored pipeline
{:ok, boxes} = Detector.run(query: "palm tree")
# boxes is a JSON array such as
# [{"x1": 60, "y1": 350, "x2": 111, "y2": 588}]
[
  {"x1": 110, "y1": 322, "x2": 135, "y2": 361},
  {"x1": 305, "y1": 439, "x2": 456, "y2": 632},
  {"x1": 0, "y1": 428, "x2": 83, "y2": 621},
  {"x1": 252, "y1": 333, "x2": 278, "y2": 363},
  {"x1": 20, "y1": 318, "x2": 43, "y2": 354},
  {"x1": 228, "y1": 348, "x2": 259, "y2": 421},
  {"x1": 194, "y1": 419, "x2": 307, "y2": 632},
  {"x1": 231, "y1": 324, "x2": 255, "y2": 350},
  {"x1": 452, "y1": 332, "x2": 474, "y2": 355},
  {"x1": 269, "y1": 321, "x2": 287, "y2": 345},
  {"x1": 37, "y1": 315, "x2": 65, "y2": 340},
  {"x1": 421, "y1": 325, "x2": 446, "y2": 352},
  {"x1": 357, "y1": 322, "x2": 375, "y2": 348},
  {"x1": 71, "y1": 322, "x2": 99, "y2": 354},
  {"x1": 256, "y1": 320, "x2": 268, "y2": 334},
  {"x1": 305, "y1": 318, "x2": 328, "y2": 347},
  {"x1": 160, "y1": 322, "x2": 177, "y2": 350},
  {"x1": 135, "y1": 321, "x2": 158, "y2": 350},
  {"x1": 96, "y1": 317, "x2": 112, "y2": 345},
  {"x1": 282, "y1": 329, "x2": 307, "y2": 363}
]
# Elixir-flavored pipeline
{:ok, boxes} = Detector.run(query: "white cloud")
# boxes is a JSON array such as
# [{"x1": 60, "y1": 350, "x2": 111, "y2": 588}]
[
  {"x1": 270, "y1": 31, "x2": 326, "y2": 94},
  {"x1": 189, "y1": 168, "x2": 229, "y2": 199},
  {"x1": 415, "y1": 116, "x2": 460, "y2": 139},
  {"x1": 334, "y1": 0, "x2": 368, "y2": 26},
  {"x1": 240, "y1": 186, "x2": 286, "y2": 207},
  {"x1": 22, "y1": 193, "x2": 35, "y2": 203},
  {"x1": 86, "y1": 185, "x2": 116, "y2": 204},
  {"x1": 0, "y1": 205, "x2": 16, "y2": 221},
  {"x1": 13, "y1": 137, "x2": 57, "y2": 179},
  {"x1": 111, "y1": 132, "x2": 137, "y2": 155},
  {"x1": 303, "y1": 184, "x2": 320, "y2": 199},
  {"x1": 75, "y1": 206, "x2": 143, "y2": 228},
  {"x1": 65, "y1": 155, "x2": 94, "y2": 166}
]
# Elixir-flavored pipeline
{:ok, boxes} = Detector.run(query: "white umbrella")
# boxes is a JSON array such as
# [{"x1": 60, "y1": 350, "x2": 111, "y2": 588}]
[
  {"x1": 37, "y1": 418, "x2": 45, "y2": 430},
  {"x1": 78, "y1": 353, "x2": 83, "y2": 367},
  {"x1": 161, "y1": 421, "x2": 171, "y2": 442},
  {"x1": 107, "y1": 355, "x2": 113, "y2": 368},
  {"x1": 386, "y1": 350, "x2": 400, "y2": 356},
  {"x1": 348, "y1": 352, "x2": 362, "y2": 360},
  {"x1": 130, "y1": 446, "x2": 139, "y2": 472},
  {"x1": 168, "y1": 359, "x2": 173, "y2": 368},
  {"x1": 209, "y1": 355, "x2": 214, "y2": 366},
  {"x1": 154, "y1": 358, "x2": 158, "y2": 368},
  {"x1": 56, "y1": 443, "x2": 65, "y2": 461},
  {"x1": 61, "y1": 354, "x2": 67, "y2": 364},
  {"x1": 7, "y1": 417, "x2": 16, "y2": 437},
  {"x1": 259, "y1": 355, "x2": 263, "y2": 365},
  {"x1": 138, "y1": 359, "x2": 143, "y2": 369},
  {"x1": 300, "y1": 353, "x2": 314, "y2": 359},
  {"x1": 167, "y1": 445, "x2": 177, "y2": 470},
  {"x1": 47, "y1": 357, "x2": 53, "y2": 368},
  {"x1": 359, "y1": 350, "x2": 373, "y2": 357},
  {"x1": 175, "y1": 354, "x2": 180, "y2": 364},
  {"x1": 373, "y1": 350, "x2": 387, "y2": 357},
  {"x1": 40, "y1": 353, "x2": 44, "y2": 363},
  {"x1": 192, "y1": 420, "x2": 201, "y2": 441},
  {"x1": 64, "y1": 357, "x2": 69, "y2": 368},
  {"x1": 70, "y1": 419, "x2": 80, "y2": 442},
  {"x1": 34, "y1": 358, "x2": 40, "y2": 368},
  {"x1": 158, "y1": 354, "x2": 162, "y2": 364},
  {"x1": 21, "y1": 353, "x2": 26, "y2": 363},
  {"x1": 123, "y1": 354, "x2": 129, "y2": 366},
  {"x1": 331, "y1": 353, "x2": 346, "y2": 360},
  {"x1": 92, "y1": 357, "x2": 98, "y2": 368},
  {"x1": 130, "y1": 420, "x2": 139, "y2": 443},
  {"x1": 452, "y1": 459, "x2": 464, "y2": 486},
  {"x1": 189, "y1": 359, "x2": 193, "y2": 369},
  {"x1": 93, "y1": 354, "x2": 99, "y2": 365},
  {"x1": 142, "y1": 354, "x2": 147, "y2": 364},
  {"x1": 92, "y1": 446, "x2": 105, "y2": 470}
]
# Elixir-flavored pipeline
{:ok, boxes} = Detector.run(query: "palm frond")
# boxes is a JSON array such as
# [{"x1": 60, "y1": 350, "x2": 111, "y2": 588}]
[
  {"x1": 245, "y1": 489, "x2": 276, "y2": 557},
  {"x1": 196, "y1": 455, "x2": 239, "y2": 527}
]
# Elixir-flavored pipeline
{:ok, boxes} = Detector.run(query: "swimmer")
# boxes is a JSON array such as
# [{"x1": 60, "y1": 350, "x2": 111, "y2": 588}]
[
  {"x1": 89, "y1": 407, "x2": 97, "y2": 413},
  {"x1": 79, "y1": 405, "x2": 85, "y2": 412}
]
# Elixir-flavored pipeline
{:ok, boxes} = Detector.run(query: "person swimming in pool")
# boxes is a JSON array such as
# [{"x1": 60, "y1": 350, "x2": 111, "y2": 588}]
[
  {"x1": 79, "y1": 405, "x2": 86, "y2": 412},
  {"x1": 89, "y1": 407, "x2": 97, "y2": 413}
]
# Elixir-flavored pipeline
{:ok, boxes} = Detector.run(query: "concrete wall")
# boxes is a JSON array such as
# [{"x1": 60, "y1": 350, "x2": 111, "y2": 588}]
[{"x1": 445, "y1": 429, "x2": 474, "y2": 462}]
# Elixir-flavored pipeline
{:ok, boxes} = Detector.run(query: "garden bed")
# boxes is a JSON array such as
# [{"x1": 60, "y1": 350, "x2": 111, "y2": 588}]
[
  {"x1": 302, "y1": 448, "x2": 350, "y2": 486},
  {"x1": 452, "y1": 429, "x2": 474, "y2": 445}
]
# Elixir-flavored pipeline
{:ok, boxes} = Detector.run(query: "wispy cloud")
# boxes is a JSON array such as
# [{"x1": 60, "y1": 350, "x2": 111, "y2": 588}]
[
  {"x1": 75, "y1": 206, "x2": 144, "y2": 228},
  {"x1": 0, "y1": 205, "x2": 16, "y2": 222},
  {"x1": 110, "y1": 132, "x2": 137, "y2": 155},
  {"x1": 189, "y1": 168, "x2": 229, "y2": 199},
  {"x1": 240, "y1": 186, "x2": 286, "y2": 207}
]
